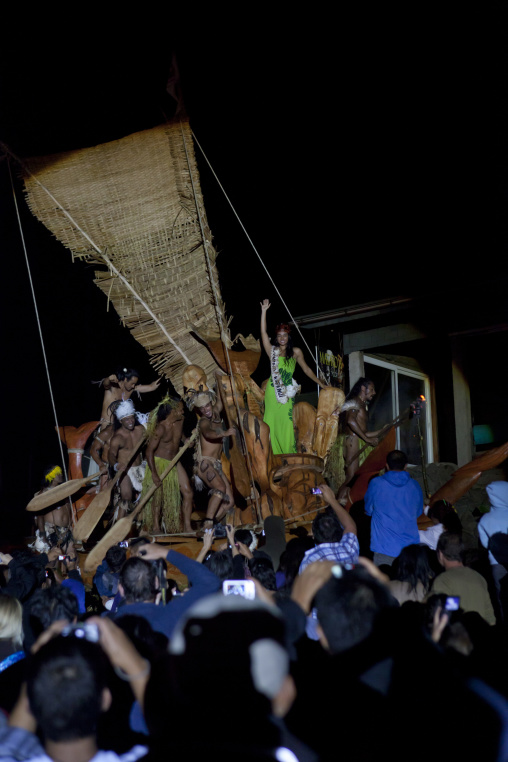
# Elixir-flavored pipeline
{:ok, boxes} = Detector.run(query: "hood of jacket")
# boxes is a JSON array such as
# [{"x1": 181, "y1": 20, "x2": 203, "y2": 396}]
[
  {"x1": 382, "y1": 470, "x2": 413, "y2": 487},
  {"x1": 486, "y1": 481, "x2": 508, "y2": 511}
]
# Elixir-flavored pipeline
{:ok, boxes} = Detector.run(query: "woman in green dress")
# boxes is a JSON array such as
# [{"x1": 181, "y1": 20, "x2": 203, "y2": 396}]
[{"x1": 260, "y1": 299, "x2": 327, "y2": 454}]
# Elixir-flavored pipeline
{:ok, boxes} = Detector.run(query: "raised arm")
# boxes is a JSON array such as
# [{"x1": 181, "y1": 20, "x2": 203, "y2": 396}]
[
  {"x1": 318, "y1": 483, "x2": 357, "y2": 535},
  {"x1": 260, "y1": 299, "x2": 273, "y2": 357},
  {"x1": 135, "y1": 379, "x2": 161, "y2": 394},
  {"x1": 293, "y1": 347, "x2": 327, "y2": 389},
  {"x1": 102, "y1": 374, "x2": 119, "y2": 391}
]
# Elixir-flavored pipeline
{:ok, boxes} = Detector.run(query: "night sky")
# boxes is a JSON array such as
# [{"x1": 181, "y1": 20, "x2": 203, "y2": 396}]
[{"x1": 1, "y1": 9, "x2": 508, "y2": 535}]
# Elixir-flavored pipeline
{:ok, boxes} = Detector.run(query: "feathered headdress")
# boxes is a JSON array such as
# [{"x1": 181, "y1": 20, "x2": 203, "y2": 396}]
[
  {"x1": 186, "y1": 389, "x2": 216, "y2": 412},
  {"x1": 115, "y1": 399, "x2": 136, "y2": 420}
]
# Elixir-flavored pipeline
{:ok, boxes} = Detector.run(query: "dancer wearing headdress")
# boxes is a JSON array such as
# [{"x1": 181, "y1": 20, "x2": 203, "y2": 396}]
[
  {"x1": 140, "y1": 396, "x2": 194, "y2": 534},
  {"x1": 260, "y1": 299, "x2": 327, "y2": 454},
  {"x1": 187, "y1": 388, "x2": 236, "y2": 535},
  {"x1": 31, "y1": 466, "x2": 73, "y2": 554},
  {"x1": 108, "y1": 399, "x2": 147, "y2": 520}
]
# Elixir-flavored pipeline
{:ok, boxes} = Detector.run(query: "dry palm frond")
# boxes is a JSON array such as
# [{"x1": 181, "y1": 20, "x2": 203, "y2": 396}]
[{"x1": 22, "y1": 119, "x2": 227, "y2": 392}]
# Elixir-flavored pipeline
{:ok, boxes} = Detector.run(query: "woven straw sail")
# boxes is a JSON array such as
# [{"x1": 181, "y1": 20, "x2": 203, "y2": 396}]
[{"x1": 22, "y1": 120, "x2": 226, "y2": 392}]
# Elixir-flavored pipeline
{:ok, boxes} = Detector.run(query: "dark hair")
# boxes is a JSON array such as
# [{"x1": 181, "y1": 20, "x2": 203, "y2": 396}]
[
  {"x1": 277, "y1": 537, "x2": 314, "y2": 594},
  {"x1": 114, "y1": 614, "x2": 169, "y2": 662},
  {"x1": 116, "y1": 367, "x2": 140, "y2": 382},
  {"x1": 428, "y1": 500, "x2": 462, "y2": 535},
  {"x1": 273, "y1": 330, "x2": 294, "y2": 360},
  {"x1": 312, "y1": 510, "x2": 343, "y2": 545},
  {"x1": 437, "y1": 532, "x2": 464, "y2": 563},
  {"x1": 6, "y1": 549, "x2": 48, "y2": 595},
  {"x1": 107, "y1": 400, "x2": 122, "y2": 416},
  {"x1": 315, "y1": 567, "x2": 397, "y2": 654},
  {"x1": 29, "y1": 587, "x2": 79, "y2": 640},
  {"x1": 105, "y1": 545, "x2": 127, "y2": 574},
  {"x1": 119, "y1": 557, "x2": 157, "y2": 603},
  {"x1": 204, "y1": 550, "x2": 234, "y2": 582},
  {"x1": 386, "y1": 450, "x2": 408, "y2": 471},
  {"x1": 234, "y1": 529, "x2": 255, "y2": 547},
  {"x1": 157, "y1": 398, "x2": 182, "y2": 423},
  {"x1": 248, "y1": 559, "x2": 276, "y2": 591},
  {"x1": 393, "y1": 544, "x2": 433, "y2": 594},
  {"x1": 27, "y1": 636, "x2": 108, "y2": 741},
  {"x1": 346, "y1": 377, "x2": 374, "y2": 401}
]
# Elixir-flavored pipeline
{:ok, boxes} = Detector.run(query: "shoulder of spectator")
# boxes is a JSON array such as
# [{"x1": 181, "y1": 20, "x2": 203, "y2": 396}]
[
  {"x1": 166, "y1": 550, "x2": 220, "y2": 588},
  {"x1": 0, "y1": 726, "x2": 44, "y2": 760}
]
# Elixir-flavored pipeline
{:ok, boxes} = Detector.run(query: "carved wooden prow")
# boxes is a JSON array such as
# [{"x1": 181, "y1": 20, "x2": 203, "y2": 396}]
[
  {"x1": 57, "y1": 421, "x2": 100, "y2": 522},
  {"x1": 57, "y1": 422, "x2": 100, "y2": 479},
  {"x1": 215, "y1": 373, "x2": 252, "y2": 499},
  {"x1": 430, "y1": 440, "x2": 508, "y2": 506}
]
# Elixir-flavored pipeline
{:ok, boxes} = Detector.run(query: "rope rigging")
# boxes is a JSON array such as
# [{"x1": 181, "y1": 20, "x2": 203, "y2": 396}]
[
  {"x1": 179, "y1": 121, "x2": 262, "y2": 523},
  {"x1": 191, "y1": 129, "x2": 322, "y2": 370},
  {"x1": 7, "y1": 158, "x2": 73, "y2": 515}
]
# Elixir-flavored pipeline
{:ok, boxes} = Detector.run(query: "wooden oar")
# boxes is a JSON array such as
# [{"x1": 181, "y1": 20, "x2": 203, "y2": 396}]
[
  {"x1": 26, "y1": 471, "x2": 105, "y2": 513},
  {"x1": 84, "y1": 429, "x2": 198, "y2": 573},
  {"x1": 215, "y1": 372, "x2": 251, "y2": 498},
  {"x1": 345, "y1": 409, "x2": 410, "y2": 469},
  {"x1": 73, "y1": 433, "x2": 147, "y2": 543}
]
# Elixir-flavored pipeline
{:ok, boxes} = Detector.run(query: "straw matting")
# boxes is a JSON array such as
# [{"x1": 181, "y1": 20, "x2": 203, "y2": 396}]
[{"x1": 22, "y1": 120, "x2": 225, "y2": 392}]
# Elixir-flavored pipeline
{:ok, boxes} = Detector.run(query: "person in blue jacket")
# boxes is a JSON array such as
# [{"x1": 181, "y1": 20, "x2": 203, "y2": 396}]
[{"x1": 364, "y1": 449, "x2": 423, "y2": 566}]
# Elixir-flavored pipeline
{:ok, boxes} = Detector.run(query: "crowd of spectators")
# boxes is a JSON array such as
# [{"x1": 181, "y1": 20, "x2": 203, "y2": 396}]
[{"x1": 1, "y1": 461, "x2": 508, "y2": 760}]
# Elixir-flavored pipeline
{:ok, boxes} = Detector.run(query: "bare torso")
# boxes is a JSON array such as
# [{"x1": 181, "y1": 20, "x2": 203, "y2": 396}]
[
  {"x1": 101, "y1": 386, "x2": 133, "y2": 423},
  {"x1": 109, "y1": 426, "x2": 145, "y2": 470},
  {"x1": 35, "y1": 486, "x2": 71, "y2": 537},
  {"x1": 198, "y1": 404, "x2": 226, "y2": 461},
  {"x1": 41, "y1": 502, "x2": 71, "y2": 528},
  {"x1": 100, "y1": 374, "x2": 160, "y2": 423},
  {"x1": 152, "y1": 416, "x2": 185, "y2": 461}
]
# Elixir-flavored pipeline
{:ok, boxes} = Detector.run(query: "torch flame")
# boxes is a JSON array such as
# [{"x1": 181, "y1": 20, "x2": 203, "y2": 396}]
[{"x1": 420, "y1": 395, "x2": 426, "y2": 402}]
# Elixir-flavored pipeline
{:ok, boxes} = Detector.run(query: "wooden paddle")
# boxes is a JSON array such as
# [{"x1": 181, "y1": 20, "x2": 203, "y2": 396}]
[
  {"x1": 345, "y1": 409, "x2": 410, "y2": 469},
  {"x1": 73, "y1": 432, "x2": 147, "y2": 543},
  {"x1": 215, "y1": 372, "x2": 251, "y2": 498},
  {"x1": 26, "y1": 471, "x2": 106, "y2": 513},
  {"x1": 84, "y1": 429, "x2": 198, "y2": 573}
]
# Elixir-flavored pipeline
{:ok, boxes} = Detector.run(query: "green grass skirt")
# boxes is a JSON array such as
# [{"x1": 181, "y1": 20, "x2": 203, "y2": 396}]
[{"x1": 140, "y1": 457, "x2": 181, "y2": 533}]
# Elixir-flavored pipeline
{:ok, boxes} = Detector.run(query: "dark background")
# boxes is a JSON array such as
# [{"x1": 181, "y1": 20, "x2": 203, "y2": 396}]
[{"x1": 1, "y1": 8, "x2": 508, "y2": 537}]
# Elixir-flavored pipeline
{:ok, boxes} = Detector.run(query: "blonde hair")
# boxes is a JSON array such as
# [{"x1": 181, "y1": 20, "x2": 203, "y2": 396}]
[{"x1": 0, "y1": 596, "x2": 23, "y2": 649}]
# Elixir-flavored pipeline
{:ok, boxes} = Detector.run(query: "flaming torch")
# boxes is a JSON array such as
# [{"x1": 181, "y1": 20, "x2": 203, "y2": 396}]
[{"x1": 411, "y1": 395, "x2": 429, "y2": 498}]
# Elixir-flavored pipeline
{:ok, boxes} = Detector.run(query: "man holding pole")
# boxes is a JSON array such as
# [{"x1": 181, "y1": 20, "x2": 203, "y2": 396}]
[
  {"x1": 141, "y1": 397, "x2": 194, "y2": 534},
  {"x1": 334, "y1": 378, "x2": 384, "y2": 503}
]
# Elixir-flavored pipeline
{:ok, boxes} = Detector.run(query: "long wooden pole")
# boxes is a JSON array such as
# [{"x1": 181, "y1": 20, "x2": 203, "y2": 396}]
[
  {"x1": 84, "y1": 429, "x2": 198, "y2": 572},
  {"x1": 345, "y1": 408, "x2": 409, "y2": 469}
]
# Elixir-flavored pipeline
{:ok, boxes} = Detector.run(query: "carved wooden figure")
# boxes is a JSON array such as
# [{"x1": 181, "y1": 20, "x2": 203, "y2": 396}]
[
  {"x1": 57, "y1": 421, "x2": 100, "y2": 521},
  {"x1": 313, "y1": 387, "x2": 345, "y2": 459},
  {"x1": 293, "y1": 402, "x2": 316, "y2": 454}
]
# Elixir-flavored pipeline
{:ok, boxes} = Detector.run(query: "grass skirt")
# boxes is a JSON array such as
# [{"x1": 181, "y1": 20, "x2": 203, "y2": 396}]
[
  {"x1": 141, "y1": 457, "x2": 181, "y2": 533},
  {"x1": 324, "y1": 435, "x2": 374, "y2": 494}
]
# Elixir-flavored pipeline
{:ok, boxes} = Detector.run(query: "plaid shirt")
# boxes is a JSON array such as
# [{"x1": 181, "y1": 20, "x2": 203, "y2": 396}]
[
  {"x1": 299, "y1": 533, "x2": 360, "y2": 573},
  {"x1": 300, "y1": 533, "x2": 360, "y2": 641}
]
